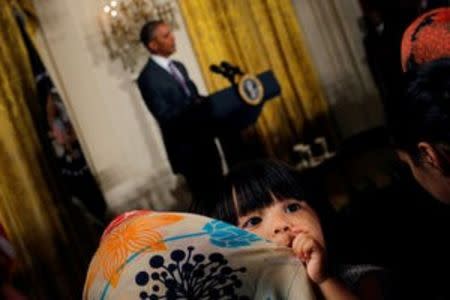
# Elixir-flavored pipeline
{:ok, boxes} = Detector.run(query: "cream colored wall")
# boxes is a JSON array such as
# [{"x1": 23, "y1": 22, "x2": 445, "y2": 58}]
[{"x1": 33, "y1": 0, "x2": 206, "y2": 212}]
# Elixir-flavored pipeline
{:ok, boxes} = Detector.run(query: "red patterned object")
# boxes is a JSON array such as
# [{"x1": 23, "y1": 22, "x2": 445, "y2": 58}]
[
  {"x1": 100, "y1": 210, "x2": 151, "y2": 241},
  {"x1": 401, "y1": 7, "x2": 450, "y2": 72}
]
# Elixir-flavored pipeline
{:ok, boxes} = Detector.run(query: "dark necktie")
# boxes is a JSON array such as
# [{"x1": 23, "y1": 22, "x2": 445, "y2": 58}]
[{"x1": 168, "y1": 61, "x2": 191, "y2": 97}]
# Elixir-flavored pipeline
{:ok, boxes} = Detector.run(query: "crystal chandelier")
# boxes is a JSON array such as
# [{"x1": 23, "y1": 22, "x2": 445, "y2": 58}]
[{"x1": 99, "y1": 0, "x2": 178, "y2": 72}]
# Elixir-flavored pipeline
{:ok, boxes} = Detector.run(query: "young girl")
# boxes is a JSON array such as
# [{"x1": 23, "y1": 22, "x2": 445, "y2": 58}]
[{"x1": 214, "y1": 159, "x2": 387, "y2": 300}]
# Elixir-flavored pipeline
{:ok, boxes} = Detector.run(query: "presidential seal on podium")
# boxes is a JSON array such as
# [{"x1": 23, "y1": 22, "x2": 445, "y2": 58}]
[{"x1": 238, "y1": 74, "x2": 264, "y2": 106}]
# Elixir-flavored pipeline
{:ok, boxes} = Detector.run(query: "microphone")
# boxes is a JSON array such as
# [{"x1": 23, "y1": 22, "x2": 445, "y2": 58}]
[
  {"x1": 210, "y1": 62, "x2": 241, "y2": 84},
  {"x1": 220, "y1": 61, "x2": 243, "y2": 75},
  {"x1": 220, "y1": 61, "x2": 234, "y2": 70},
  {"x1": 209, "y1": 64, "x2": 225, "y2": 74}
]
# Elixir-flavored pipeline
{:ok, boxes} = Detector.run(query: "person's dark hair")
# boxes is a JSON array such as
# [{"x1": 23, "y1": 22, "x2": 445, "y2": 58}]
[
  {"x1": 388, "y1": 58, "x2": 450, "y2": 171},
  {"x1": 216, "y1": 160, "x2": 337, "y2": 243},
  {"x1": 139, "y1": 20, "x2": 164, "y2": 50},
  {"x1": 214, "y1": 159, "x2": 347, "y2": 266},
  {"x1": 215, "y1": 159, "x2": 366, "y2": 268},
  {"x1": 217, "y1": 159, "x2": 302, "y2": 224}
]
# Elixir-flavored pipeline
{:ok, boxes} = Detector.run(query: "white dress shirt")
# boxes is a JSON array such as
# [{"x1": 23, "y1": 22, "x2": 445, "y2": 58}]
[{"x1": 151, "y1": 54, "x2": 171, "y2": 73}]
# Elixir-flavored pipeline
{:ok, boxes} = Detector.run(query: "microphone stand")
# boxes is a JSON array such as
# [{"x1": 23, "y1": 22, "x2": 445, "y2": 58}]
[
  {"x1": 209, "y1": 62, "x2": 243, "y2": 86},
  {"x1": 208, "y1": 62, "x2": 250, "y2": 167}
]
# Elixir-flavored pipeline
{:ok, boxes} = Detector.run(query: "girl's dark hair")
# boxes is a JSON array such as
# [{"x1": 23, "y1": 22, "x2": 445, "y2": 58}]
[
  {"x1": 215, "y1": 159, "x2": 360, "y2": 267},
  {"x1": 388, "y1": 58, "x2": 450, "y2": 171},
  {"x1": 216, "y1": 159, "x2": 306, "y2": 225},
  {"x1": 214, "y1": 159, "x2": 351, "y2": 268},
  {"x1": 215, "y1": 160, "x2": 336, "y2": 240}
]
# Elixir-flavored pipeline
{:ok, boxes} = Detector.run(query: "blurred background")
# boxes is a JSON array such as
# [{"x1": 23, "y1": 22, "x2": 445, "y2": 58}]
[{"x1": 1, "y1": 0, "x2": 450, "y2": 298}]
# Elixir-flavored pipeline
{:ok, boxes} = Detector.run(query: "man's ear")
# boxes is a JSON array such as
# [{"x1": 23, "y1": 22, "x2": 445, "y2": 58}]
[
  {"x1": 148, "y1": 40, "x2": 157, "y2": 53},
  {"x1": 396, "y1": 149, "x2": 412, "y2": 165},
  {"x1": 418, "y1": 142, "x2": 441, "y2": 170}
]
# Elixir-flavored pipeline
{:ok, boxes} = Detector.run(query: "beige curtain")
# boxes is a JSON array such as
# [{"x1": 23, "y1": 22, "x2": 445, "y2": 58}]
[
  {"x1": 292, "y1": 0, "x2": 385, "y2": 139},
  {"x1": 0, "y1": 1, "x2": 99, "y2": 298},
  {"x1": 179, "y1": 0, "x2": 336, "y2": 161}
]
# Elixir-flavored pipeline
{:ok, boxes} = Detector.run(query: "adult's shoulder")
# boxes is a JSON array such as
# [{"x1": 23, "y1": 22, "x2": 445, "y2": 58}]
[
  {"x1": 173, "y1": 60, "x2": 188, "y2": 76},
  {"x1": 172, "y1": 59, "x2": 183, "y2": 64},
  {"x1": 137, "y1": 59, "x2": 156, "y2": 84},
  {"x1": 172, "y1": 60, "x2": 186, "y2": 69}
]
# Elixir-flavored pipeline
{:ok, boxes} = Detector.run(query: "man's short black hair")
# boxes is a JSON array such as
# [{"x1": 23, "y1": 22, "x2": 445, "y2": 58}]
[{"x1": 139, "y1": 20, "x2": 165, "y2": 49}]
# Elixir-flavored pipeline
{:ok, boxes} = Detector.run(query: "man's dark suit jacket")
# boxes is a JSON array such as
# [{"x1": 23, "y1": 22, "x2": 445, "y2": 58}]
[{"x1": 137, "y1": 58, "x2": 220, "y2": 175}]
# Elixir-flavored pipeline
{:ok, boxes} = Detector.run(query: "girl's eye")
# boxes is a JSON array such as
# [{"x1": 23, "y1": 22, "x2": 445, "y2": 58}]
[
  {"x1": 286, "y1": 203, "x2": 301, "y2": 213},
  {"x1": 242, "y1": 216, "x2": 262, "y2": 228}
]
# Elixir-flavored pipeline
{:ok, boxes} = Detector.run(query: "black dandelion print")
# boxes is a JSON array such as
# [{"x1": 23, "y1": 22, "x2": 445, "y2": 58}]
[{"x1": 135, "y1": 246, "x2": 250, "y2": 299}]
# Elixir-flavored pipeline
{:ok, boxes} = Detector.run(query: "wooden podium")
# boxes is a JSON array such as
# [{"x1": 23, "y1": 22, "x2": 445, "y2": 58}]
[{"x1": 208, "y1": 70, "x2": 281, "y2": 166}]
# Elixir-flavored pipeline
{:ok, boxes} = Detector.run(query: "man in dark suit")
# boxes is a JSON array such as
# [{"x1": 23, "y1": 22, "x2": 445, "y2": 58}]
[{"x1": 137, "y1": 21, "x2": 223, "y2": 213}]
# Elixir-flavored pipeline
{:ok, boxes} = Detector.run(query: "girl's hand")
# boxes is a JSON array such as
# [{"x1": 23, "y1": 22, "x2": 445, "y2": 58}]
[{"x1": 292, "y1": 232, "x2": 328, "y2": 284}]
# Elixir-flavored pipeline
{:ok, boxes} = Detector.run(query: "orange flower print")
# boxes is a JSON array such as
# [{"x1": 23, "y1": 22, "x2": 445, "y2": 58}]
[{"x1": 84, "y1": 212, "x2": 184, "y2": 297}]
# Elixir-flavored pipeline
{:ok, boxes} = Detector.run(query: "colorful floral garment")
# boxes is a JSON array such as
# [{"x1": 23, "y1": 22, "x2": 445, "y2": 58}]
[{"x1": 83, "y1": 210, "x2": 315, "y2": 300}]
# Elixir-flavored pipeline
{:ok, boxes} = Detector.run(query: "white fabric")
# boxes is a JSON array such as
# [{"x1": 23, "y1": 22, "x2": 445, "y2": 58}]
[{"x1": 83, "y1": 211, "x2": 316, "y2": 300}]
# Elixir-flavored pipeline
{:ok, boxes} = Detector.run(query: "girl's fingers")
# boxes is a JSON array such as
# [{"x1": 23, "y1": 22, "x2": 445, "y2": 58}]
[
  {"x1": 292, "y1": 233, "x2": 315, "y2": 261},
  {"x1": 301, "y1": 238, "x2": 316, "y2": 260}
]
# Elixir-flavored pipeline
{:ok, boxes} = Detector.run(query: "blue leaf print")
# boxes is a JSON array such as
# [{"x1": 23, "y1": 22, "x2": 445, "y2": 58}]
[{"x1": 203, "y1": 220, "x2": 262, "y2": 248}]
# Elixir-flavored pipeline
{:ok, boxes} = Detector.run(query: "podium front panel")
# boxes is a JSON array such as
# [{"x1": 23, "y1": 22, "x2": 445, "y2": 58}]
[{"x1": 209, "y1": 70, "x2": 280, "y2": 131}]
